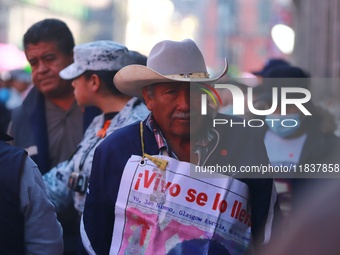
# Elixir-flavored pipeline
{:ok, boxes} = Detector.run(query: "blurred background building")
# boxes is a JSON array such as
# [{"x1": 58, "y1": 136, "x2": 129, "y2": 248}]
[
  {"x1": 1, "y1": 0, "x2": 338, "y2": 76},
  {"x1": 0, "y1": 0, "x2": 339, "y2": 131}
]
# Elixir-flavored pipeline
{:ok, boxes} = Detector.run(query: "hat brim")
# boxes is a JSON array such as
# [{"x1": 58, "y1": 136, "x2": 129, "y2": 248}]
[
  {"x1": 59, "y1": 63, "x2": 86, "y2": 80},
  {"x1": 114, "y1": 59, "x2": 229, "y2": 98}
]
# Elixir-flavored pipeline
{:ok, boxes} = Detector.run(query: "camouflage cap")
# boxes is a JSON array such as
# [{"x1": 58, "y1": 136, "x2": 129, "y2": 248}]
[{"x1": 60, "y1": 40, "x2": 129, "y2": 80}]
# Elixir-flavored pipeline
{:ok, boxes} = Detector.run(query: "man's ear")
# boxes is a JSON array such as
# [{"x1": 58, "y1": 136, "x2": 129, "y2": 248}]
[
  {"x1": 90, "y1": 74, "x2": 101, "y2": 92},
  {"x1": 142, "y1": 87, "x2": 153, "y2": 111}
]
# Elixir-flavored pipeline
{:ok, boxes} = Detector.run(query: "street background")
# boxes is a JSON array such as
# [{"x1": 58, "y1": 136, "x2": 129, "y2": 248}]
[{"x1": 1, "y1": 0, "x2": 339, "y2": 132}]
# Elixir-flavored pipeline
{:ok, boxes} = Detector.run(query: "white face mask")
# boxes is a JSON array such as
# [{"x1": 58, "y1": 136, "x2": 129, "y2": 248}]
[{"x1": 265, "y1": 113, "x2": 302, "y2": 138}]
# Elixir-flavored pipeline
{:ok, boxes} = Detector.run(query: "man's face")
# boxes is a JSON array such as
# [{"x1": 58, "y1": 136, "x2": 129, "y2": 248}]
[
  {"x1": 25, "y1": 41, "x2": 74, "y2": 98},
  {"x1": 143, "y1": 82, "x2": 202, "y2": 139}
]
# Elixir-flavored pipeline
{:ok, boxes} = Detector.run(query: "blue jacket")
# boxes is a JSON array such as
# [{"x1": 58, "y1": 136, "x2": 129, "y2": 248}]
[
  {"x1": 0, "y1": 138, "x2": 26, "y2": 255},
  {"x1": 82, "y1": 114, "x2": 280, "y2": 254}
]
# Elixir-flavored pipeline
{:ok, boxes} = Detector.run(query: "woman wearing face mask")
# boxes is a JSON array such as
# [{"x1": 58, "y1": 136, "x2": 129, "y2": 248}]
[{"x1": 255, "y1": 66, "x2": 340, "y2": 219}]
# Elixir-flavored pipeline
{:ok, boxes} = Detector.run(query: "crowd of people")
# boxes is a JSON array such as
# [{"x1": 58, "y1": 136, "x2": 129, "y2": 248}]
[{"x1": 0, "y1": 18, "x2": 339, "y2": 255}]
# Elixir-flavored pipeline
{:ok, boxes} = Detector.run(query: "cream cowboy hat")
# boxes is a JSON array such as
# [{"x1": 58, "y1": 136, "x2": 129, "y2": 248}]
[{"x1": 113, "y1": 39, "x2": 228, "y2": 98}]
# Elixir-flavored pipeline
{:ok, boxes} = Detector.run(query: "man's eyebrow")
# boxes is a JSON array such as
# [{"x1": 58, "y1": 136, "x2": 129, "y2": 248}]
[
  {"x1": 27, "y1": 52, "x2": 55, "y2": 60},
  {"x1": 42, "y1": 53, "x2": 55, "y2": 58}
]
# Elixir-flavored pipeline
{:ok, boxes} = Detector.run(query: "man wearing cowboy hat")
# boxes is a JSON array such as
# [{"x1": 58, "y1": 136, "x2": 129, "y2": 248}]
[{"x1": 81, "y1": 39, "x2": 280, "y2": 254}]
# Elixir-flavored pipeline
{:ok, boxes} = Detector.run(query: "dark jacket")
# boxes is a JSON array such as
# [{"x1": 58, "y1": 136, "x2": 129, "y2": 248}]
[
  {"x1": 10, "y1": 87, "x2": 99, "y2": 254},
  {"x1": 259, "y1": 111, "x2": 340, "y2": 206},
  {"x1": 0, "y1": 138, "x2": 26, "y2": 255},
  {"x1": 291, "y1": 115, "x2": 340, "y2": 200},
  {"x1": 10, "y1": 87, "x2": 99, "y2": 174},
  {"x1": 82, "y1": 114, "x2": 280, "y2": 254},
  {"x1": 0, "y1": 101, "x2": 10, "y2": 133}
]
